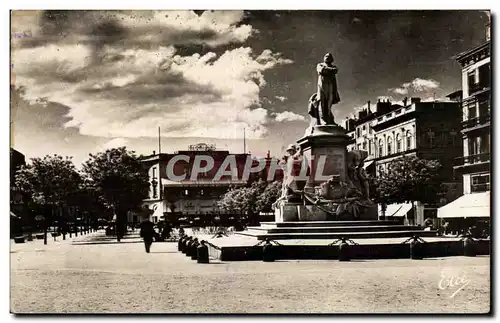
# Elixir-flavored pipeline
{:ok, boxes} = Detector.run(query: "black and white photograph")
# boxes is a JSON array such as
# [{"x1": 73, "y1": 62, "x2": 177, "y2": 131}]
[{"x1": 8, "y1": 7, "x2": 492, "y2": 315}]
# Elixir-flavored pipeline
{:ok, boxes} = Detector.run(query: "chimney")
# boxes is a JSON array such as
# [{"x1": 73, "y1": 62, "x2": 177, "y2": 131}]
[
  {"x1": 153, "y1": 150, "x2": 156, "y2": 155},
  {"x1": 367, "y1": 100, "x2": 371, "y2": 113},
  {"x1": 403, "y1": 97, "x2": 408, "y2": 106},
  {"x1": 411, "y1": 97, "x2": 421, "y2": 104},
  {"x1": 267, "y1": 150, "x2": 270, "y2": 159}
]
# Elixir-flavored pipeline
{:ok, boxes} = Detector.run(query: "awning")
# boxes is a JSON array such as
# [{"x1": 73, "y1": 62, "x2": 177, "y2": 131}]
[
  {"x1": 438, "y1": 192, "x2": 490, "y2": 219},
  {"x1": 363, "y1": 160, "x2": 374, "y2": 170},
  {"x1": 379, "y1": 203, "x2": 413, "y2": 217},
  {"x1": 162, "y1": 179, "x2": 247, "y2": 187}
]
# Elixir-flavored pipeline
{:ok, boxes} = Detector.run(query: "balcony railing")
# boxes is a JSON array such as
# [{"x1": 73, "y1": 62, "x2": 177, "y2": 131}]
[
  {"x1": 471, "y1": 183, "x2": 490, "y2": 193},
  {"x1": 455, "y1": 152, "x2": 490, "y2": 166},
  {"x1": 468, "y1": 83, "x2": 490, "y2": 96},
  {"x1": 462, "y1": 115, "x2": 491, "y2": 129}
]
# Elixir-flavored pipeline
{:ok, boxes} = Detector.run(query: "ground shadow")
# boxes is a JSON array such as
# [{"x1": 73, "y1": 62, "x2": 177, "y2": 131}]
[{"x1": 71, "y1": 241, "x2": 143, "y2": 245}]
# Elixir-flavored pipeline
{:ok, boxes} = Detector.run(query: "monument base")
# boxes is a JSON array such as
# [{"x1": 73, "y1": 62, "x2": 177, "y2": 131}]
[
  {"x1": 297, "y1": 124, "x2": 350, "y2": 188},
  {"x1": 274, "y1": 201, "x2": 300, "y2": 222},
  {"x1": 298, "y1": 205, "x2": 328, "y2": 221}
]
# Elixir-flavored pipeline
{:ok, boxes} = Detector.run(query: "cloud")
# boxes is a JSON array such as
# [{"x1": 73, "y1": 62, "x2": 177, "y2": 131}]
[
  {"x1": 12, "y1": 10, "x2": 256, "y2": 51},
  {"x1": 392, "y1": 87, "x2": 408, "y2": 95},
  {"x1": 274, "y1": 111, "x2": 306, "y2": 122},
  {"x1": 14, "y1": 43, "x2": 294, "y2": 140},
  {"x1": 275, "y1": 96, "x2": 286, "y2": 102},
  {"x1": 390, "y1": 78, "x2": 440, "y2": 95}
]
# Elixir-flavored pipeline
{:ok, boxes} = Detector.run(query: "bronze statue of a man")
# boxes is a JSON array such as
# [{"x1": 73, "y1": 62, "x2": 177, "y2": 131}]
[{"x1": 315, "y1": 53, "x2": 340, "y2": 125}]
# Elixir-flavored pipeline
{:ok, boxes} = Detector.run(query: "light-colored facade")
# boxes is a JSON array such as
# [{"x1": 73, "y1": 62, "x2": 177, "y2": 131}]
[
  {"x1": 437, "y1": 21, "x2": 490, "y2": 227},
  {"x1": 453, "y1": 41, "x2": 491, "y2": 195},
  {"x1": 139, "y1": 144, "x2": 256, "y2": 223}
]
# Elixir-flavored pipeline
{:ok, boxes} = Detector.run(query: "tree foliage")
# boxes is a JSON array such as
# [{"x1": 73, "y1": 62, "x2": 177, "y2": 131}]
[
  {"x1": 82, "y1": 147, "x2": 150, "y2": 211},
  {"x1": 81, "y1": 147, "x2": 149, "y2": 239},
  {"x1": 373, "y1": 155, "x2": 443, "y2": 205},
  {"x1": 14, "y1": 155, "x2": 82, "y2": 208},
  {"x1": 218, "y1": 180, "x2": 282, "y2": 215}
]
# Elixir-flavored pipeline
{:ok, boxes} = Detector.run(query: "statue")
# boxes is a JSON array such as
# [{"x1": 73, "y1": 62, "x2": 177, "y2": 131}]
[
  {"x1": 315, "y1": 53, "x2": 341, "y2": 125},
  {"x1": 346, "y1": 150, "x2": 370, "y2": 200},
  {"x1": 272, "y1": 144, "x2": 309, "y2": 208}
]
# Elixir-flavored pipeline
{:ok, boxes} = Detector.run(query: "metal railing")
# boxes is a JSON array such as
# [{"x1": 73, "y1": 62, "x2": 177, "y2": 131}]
[
  {"x1": 455, "y1": 153, "x2": 490, "y2": 166},
  {"x1": 462, "y1": 115, "x2": 491, "y2": 129}
]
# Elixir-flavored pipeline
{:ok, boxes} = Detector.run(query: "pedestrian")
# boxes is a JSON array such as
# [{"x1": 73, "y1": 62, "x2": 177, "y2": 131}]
[{"x1": 139, "y1": 218, "x2": 155, "y2": 253}]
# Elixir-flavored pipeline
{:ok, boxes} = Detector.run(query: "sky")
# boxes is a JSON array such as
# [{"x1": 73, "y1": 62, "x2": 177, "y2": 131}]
[{"x1": 10, "y1": 10, "x2": 490, "y2": 166}]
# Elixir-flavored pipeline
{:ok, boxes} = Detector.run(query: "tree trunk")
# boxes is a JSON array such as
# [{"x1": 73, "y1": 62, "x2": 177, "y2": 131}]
[
  {"x1": 116, "y1": 208, "x2": 127, "y2": 242},
  {"x1": 43, "y1": 223, "x2": 48, "y2": 245}
]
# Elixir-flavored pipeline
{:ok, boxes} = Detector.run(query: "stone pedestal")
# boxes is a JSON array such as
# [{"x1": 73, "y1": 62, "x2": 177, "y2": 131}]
[
  {"x1": 297, "y1": 124, "x2": 350, "y2": 189},
  {"x1": 298, "y1": 205, "x2": 328, "y2": 221},
  {"x1": 274, "y1": 201, "x2": 300, "y2": 222}
]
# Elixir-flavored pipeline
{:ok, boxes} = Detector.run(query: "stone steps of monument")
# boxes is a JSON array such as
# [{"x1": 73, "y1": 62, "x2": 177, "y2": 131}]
[
  {"x1": 259, "y1": 220, "x2": 401, "y2": 228},
  {"x1": 235, "y1": 229, "x2": 437, "y2": 240},
  {"x1": 247, "y1": 225, "x2": 424, "y2": 234}
]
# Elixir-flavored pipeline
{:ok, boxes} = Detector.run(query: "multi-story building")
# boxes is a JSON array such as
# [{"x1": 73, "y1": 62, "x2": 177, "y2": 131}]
[
  {"x1": 438, "y1": 20, "x2": 491, "y2": 228},
  {"x1": 345, "y1": 96, "x2": 464, "y2": 224},
  {"x1": 140, "y1": 143, "x2": 284, "y2": 223}
]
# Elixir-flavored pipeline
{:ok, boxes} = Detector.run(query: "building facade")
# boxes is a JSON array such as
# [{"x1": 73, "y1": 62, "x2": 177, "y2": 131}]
[
  {"x1": 140, "y1": 143, "x2": 283, "y2": 223},
  {"x1": 438, "y1": 21, "x2": 490, "y2": 228},
  {"x1": 345, "y1": 97, "x2": 464, "y2": 224},
  {"x1": 453, "y1": 41, "x2": 491, "y2": 195}
]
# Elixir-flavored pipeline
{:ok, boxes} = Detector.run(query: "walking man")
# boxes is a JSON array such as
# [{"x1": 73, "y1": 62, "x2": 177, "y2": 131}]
[{"x1": 140, "y1": 217, "x2": 155, "y2": 253}]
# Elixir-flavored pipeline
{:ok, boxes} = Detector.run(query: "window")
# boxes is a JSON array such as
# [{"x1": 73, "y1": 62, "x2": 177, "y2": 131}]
[
  {"x1": 468, "y1": 136, "x2": 480, "y2": 156},
  {"x1": 427, "y1": 130, "x2": 435, "y2": 148},
  {"x1": 357, "y1": 144, "x2": 361, "y2": 150},
  {"x1": 406, "y1": 131, "x2": 412, "y2": 150},
  {"x1": 478, "y1": 63, "x2": 491, "y2": 89},
  {"x1": 468, "y1": 69, "x2": 479, "y2": 94},
  {"x1": 478, "y1": 97, "x2": 490, "y2": 117},
  {"x1": 480, "y1": 133, "x2": 490, "y2": 154},
  {"x1": 368, "y1": 140, "x2": 372, "y2": 155},
  {"x1": 387, "y1": 137, "x2": 393, "y2": 155},
  {"x1": 467, "y1": 102, "x2": 477, "y2": 119},
  {"x1": 471, "y1": 174, "x2": 490, "y2": 192},
  {"x1": 184, "y1": 189, "x2": 189, "y2": 196},
  {"x1": 362, "y1": 125, "x2": 366, "y2": 131},
  {"x1": 356, "y1": 128, "x2": 361, "y2": 138},
  {"x1": 362, "y1": 141, "x2": 367, "y2": 150},
  {"x1": 152, "y1": 167, "x2": 157, "y2": 179},
  {"x1": 378, "y1": 139, "x2": 384, "y2": 157},
  {"x1": 396, "y1": 134, "x2": 402, "y2": 153}
]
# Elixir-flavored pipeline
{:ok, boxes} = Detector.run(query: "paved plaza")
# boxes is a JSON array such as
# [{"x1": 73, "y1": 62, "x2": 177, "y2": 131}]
[{"x1": 10, "y1": 232, "x2": 490, "y2": 314}]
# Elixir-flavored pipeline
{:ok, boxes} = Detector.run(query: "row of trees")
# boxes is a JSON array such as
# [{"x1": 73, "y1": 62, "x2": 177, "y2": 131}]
[
  {"x1": 217, "y1": 155, "x2": 444, "y2": 220},
  {"x1": 12, "y1": 147, "x2": 149, "y2": 242}
]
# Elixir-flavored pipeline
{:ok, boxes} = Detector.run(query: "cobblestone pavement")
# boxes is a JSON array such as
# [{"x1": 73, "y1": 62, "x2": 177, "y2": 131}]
[{"x1": 10, "y1": 232, "x2": 490, "y2": 314}]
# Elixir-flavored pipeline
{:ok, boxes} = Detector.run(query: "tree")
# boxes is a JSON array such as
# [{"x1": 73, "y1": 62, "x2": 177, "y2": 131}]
[
  {"x1": 218, "y1": 180, "x2": 282, "y2": 224},
  {"x1": 255, "y1": 181, "x2": 282, "y2": 213},
  {"x1": 82, "y1": 147, "x2": 149, "y2": 241},
  {"x1": 373, "y1": 155, "x2": 443, "y2": 219},
  {"x1": 14, "y1": 155, "x2": 82, "y2": 244}
]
